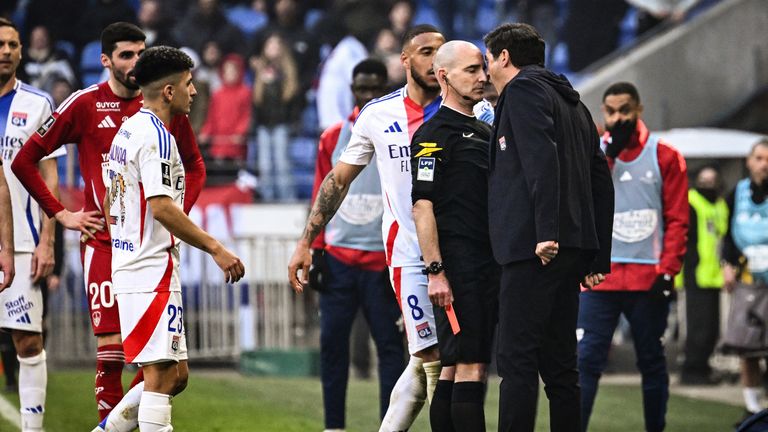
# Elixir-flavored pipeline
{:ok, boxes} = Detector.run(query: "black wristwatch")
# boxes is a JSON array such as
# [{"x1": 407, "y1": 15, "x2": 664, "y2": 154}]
[{"x1": 422, "y1": 261, "x2": 445, "y2": 275}]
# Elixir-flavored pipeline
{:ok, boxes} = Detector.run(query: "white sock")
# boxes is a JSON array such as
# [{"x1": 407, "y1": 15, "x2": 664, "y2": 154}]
[
  {"x1": 378, "y1": 356, "x2": 426, "y2": 432},
  {"x1": 138, "y1": 391, "x2": 173, "y2": 432},
  {"x1": 104, "y1": 381, "x2": 144, "y2": 431},
  {"x1": 744, "y1": 387, "x2": 763, "y2": 413},
  {"x1": 18, "y1": 350, "x2": 46, "y2": 432},
  {"x1": 422, "y1": 360, "x2": 441, "y2": 404}
]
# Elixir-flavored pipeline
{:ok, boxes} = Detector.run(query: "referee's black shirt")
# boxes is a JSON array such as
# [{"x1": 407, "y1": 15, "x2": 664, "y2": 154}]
[{"x1": 411, "y1": 105, "x2": 494, "y2": 270}]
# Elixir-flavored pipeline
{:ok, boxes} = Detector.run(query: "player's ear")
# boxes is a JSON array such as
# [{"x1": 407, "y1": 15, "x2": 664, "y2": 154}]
[
  {"x1": 163, "y1": 83, "x2": 174, "y2": 102},
  {"x1": 101, "y1": 53, "x2": 111, "y2": 69}
]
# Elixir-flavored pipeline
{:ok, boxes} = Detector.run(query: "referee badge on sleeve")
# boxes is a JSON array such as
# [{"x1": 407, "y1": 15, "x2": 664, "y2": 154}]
[{"x1": 417, "y1": 157, "x2": 435, "y2": 182}]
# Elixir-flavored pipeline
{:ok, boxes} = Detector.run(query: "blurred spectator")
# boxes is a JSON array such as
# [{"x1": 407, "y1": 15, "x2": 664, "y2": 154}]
[
  {"x1": 19, "y1": 25, "x2": 77, "y2": 93},
  {"x1": 182, "y1": 47, "x2": 210, "y2": 134},
  {"x1": 251, "y1": 0, "x2": 318, "y2": 98},
  {"x1": 628, "y1": 0, "x2": 701, "y2": 35},
  {"x1": 564, "y1": 0, "x2": 628, "y2": 72},
  {"x1": 49, "y1": 76, "x2": 74, "y2": 108},
  {"x1": 372, "y1": 28, "x2": 405, "y2": 89},
  {"x1": 137, "y1": 0, "x2": 179, "y2": 47},
  {"x1": 24, "y1": 0, "x2": 87, "y2": 47},
  {"x1": 200, "y1": 54, "x2": 252, "y2": 161},
  {"x1": 679, "y1": 165, "x2": 728, "y2": 386},
  {"x1": 75, "y1": 0, "x2": 138, "y2": 47},
  {"x1": 197, "y1": 41, "x2": 224, "y2": 93},
  {"x1": 387, "y1": 0, "x2": 413, "y2": 41},
  {"x1": 252, "y1": 32, "x2": 299, "y2": 200},
  {"x1": 316, "y1": 31, "x2": 367, "y2": 129},
  {"x1": 173, "y1": 0, "x2": 244, "y2": 55}
]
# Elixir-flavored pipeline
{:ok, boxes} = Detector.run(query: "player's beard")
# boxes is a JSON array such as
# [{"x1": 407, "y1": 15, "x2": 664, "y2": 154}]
[
  {"x1": 410, "y1": 64, "x2": 440, "y2": 93},
  {"x1": 115, "y1": 69, "x2": 139, "y2": 91}
]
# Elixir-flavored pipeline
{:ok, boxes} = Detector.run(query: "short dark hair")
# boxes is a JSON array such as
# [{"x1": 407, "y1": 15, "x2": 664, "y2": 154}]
[
  {"x1": 352, "y1": 58, "x2": 387, "y2": 82},
  {"x1": 401, "y1": 24, "x2": 441, "y2": 50},
  {"x1": 603, "y1": 82, "x2": 641, "y2": 104},
  {"x1": 0, "y1": 17, "x2": 18, "y2": 33},
  {"x1": 751, "y1": 138, "x2": 768, "y2": 155},
  {"x1": 101, "y1": 22, "x2": 145, "y2": 56},
  {"x1": 133, "y1": 46, "x2": 194, "y2": 87},
  {"x1": 483, "y1": 23, "x2": 545, "y2": 68}
]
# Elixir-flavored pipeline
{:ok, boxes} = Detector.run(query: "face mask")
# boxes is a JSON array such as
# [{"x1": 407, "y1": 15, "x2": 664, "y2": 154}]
[
  {"x1": 696, "y1": 187, "x2": 718, "y2": 202},
  {"x1": 604, "y1": 119, "x2": 637, "y2": 158}
]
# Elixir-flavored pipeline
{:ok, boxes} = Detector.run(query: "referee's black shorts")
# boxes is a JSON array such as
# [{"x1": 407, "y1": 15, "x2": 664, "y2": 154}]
[{"x1": 436, "y1": 259, "x2": 500, "y2": 366}]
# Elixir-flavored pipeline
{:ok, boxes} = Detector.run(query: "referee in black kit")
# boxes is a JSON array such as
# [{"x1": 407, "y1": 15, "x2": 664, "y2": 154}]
[
  {"x1": 483, "y1": 24, "x2": 614, "y2": 432},
  {"x1": 411, "y1": 40, "x2": 498, "y2": 432}
]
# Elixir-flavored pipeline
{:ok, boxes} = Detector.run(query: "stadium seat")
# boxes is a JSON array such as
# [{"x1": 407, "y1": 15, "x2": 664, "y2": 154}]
[
  {"x1": 55, "y1": 40, "x2": 76, "y2": 61},
  {"x1": 225, "y1": 6, "x2": 268, "y2": 37},
  {"x1": 80, "y1": 41, "x2": 103, "y2": 86}
]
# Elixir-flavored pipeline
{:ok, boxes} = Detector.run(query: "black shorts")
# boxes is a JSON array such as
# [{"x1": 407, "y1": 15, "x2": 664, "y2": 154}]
[{"x1": 436, "y1": 263, "x2": 500, "y2": 366}]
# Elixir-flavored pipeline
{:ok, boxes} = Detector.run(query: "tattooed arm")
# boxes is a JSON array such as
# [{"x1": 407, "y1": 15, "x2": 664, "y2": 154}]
[{"x1": 288, "y1": 161, "x2": 365, "y2": 292}]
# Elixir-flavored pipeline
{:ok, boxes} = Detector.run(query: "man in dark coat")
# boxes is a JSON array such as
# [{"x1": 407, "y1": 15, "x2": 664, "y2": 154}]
[{"x1": 483, "y1": 23, "x2": 615, "y2": 432}]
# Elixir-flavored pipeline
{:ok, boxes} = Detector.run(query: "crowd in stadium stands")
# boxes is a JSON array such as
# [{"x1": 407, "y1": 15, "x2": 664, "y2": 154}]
[{"x1": 0, "y1": 0, "x2": 719, "y2": 201}]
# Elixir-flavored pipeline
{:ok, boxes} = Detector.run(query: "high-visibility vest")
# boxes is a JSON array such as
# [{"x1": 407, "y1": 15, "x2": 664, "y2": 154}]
[{"x1": 684, "y1": 188, "x2": 729, "y2": 288}]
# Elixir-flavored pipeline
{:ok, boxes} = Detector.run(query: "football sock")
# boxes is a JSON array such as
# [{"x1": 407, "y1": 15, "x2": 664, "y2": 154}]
[
  {"x1": 138, "y1": 391, "x2": 173, "y2": 432},
  {"x1": 18, "y1": 350, "x2": 46, "y2": 432},
  {"x1": 378, "y1": 356, "x2": 426, "y2": 432},
  {"x1": 429, "y1": 380, "x2": 455, "y2": 432},
  {"x1": 422, "y1": 360, "x2": 442, "y2": 404},
  {"x1": 451, "y1": 381, "x2": 485, "y2": 432},
  {"x1": 744, "y1": 387, "x2": 763, "y2": 413},
  {"x1": 96, "y1": 344, "x2": 125, "y2": 420},
  {"x1": 104, "y1": 381, "x2": 143, "y2": 431}
]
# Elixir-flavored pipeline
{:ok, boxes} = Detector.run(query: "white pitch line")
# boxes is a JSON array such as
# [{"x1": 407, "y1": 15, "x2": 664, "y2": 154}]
[{"x1": 0, "y1": 392, "x2": 21, "y2": 430}]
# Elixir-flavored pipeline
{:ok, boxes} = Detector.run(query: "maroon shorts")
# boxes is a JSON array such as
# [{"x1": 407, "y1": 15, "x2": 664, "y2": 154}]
[{"x1": 81, "y1": 244, "x2": 121, "y2": 335}]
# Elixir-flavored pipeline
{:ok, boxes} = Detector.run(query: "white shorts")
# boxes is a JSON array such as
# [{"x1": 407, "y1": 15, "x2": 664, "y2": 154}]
[
  {"x1": 389, "y1": 265, "x2": 437, "y2": 355},
  {"x1": 0, "y1": 253, "x2": 43, "y2": 332},
  {"x1": 117, "y1": 290, "x2": 188, "y2": 365}
]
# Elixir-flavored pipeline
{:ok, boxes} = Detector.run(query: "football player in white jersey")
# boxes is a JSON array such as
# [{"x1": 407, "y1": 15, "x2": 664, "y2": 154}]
[
  {"x1": 104, "y1": 46, "x2": 244, "y2": 432},
  {"x1": 0, "y1": 17, "x2": 65, "y2": 432},
  {"x1": 289, "y1": 25, "x2": 446, "y2": 431}
]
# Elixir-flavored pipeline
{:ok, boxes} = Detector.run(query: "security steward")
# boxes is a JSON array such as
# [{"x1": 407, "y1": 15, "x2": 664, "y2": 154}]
[{"x1": 410, "y1": 40, "x2": 498, "y2": 432}]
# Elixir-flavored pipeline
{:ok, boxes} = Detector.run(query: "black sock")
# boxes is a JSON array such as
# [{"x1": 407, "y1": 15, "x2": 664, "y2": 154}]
[
  {"x1": 430, "y1": 379, "x2": 455, "y2": 432},
  {"x1": 452, "y1": 381, "x2": 486, "y2": 432}
]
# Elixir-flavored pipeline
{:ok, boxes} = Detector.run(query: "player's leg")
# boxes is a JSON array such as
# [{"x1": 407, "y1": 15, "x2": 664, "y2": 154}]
[
  {"x1": 83, "y1": 244, "x2": 127, "y2": 420},
  {"x1": 139, "y1": 361, "x2": 182, "y2": 432},
  {"x1": 430, "y1": 365, "x2": 456, "y2": 432},
  {"x1": 119, "y1": 291, "x2": 187, "y2": 432},
  {"x1": 452, "y1": 363, "x2": 487, "y2": 432},
  {"x1": 1, "y1": 253, "x2": 46, "y2": 432},
  {"x1": 319, "y1": 254, "x2": 359, "y2": 430},
  {"x1": 379, "y1": 266, "x2": 440, "y2": 432},
  {"x1": 360, "y1": 267, "x2": 405, "y2": 420}
]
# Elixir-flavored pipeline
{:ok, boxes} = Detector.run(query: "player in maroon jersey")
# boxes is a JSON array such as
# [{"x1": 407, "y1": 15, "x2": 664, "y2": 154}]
[{"x1": 11, "y1": 22, "x2": 206, "y2": 421}]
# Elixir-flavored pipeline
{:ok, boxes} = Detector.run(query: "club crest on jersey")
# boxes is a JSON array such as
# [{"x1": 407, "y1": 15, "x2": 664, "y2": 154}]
[
  {"x1": 416, "y1": 322, "x2": 432, "y2": 339},
  {"x1": 498, "y1": 135, "x2": 507, "y2": 151},
  {"x1": 171, "y1": 335, "x2": 180, "y2": 353},
  {"x1": 11, "y1": 111, "x2": 27, "y2": 126},
  {"x1": 92, "y1": 311, "x2": 101, "y2": 327},
  {"x1": 36, "y1": 115, "x2": 55, "y2": 137}
]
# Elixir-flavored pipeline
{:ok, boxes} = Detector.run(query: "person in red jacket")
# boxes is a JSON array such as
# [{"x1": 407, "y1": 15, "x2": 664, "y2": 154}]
[
  {"x1": 199, "y1": 53, "x2": 251, "y2": 161},
  {"x1": 577, "y1": 82, "x2": 688, "y2": 432},
  {"x1": 10, "y1": 23, "x2": 205, "y2": 422}
]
